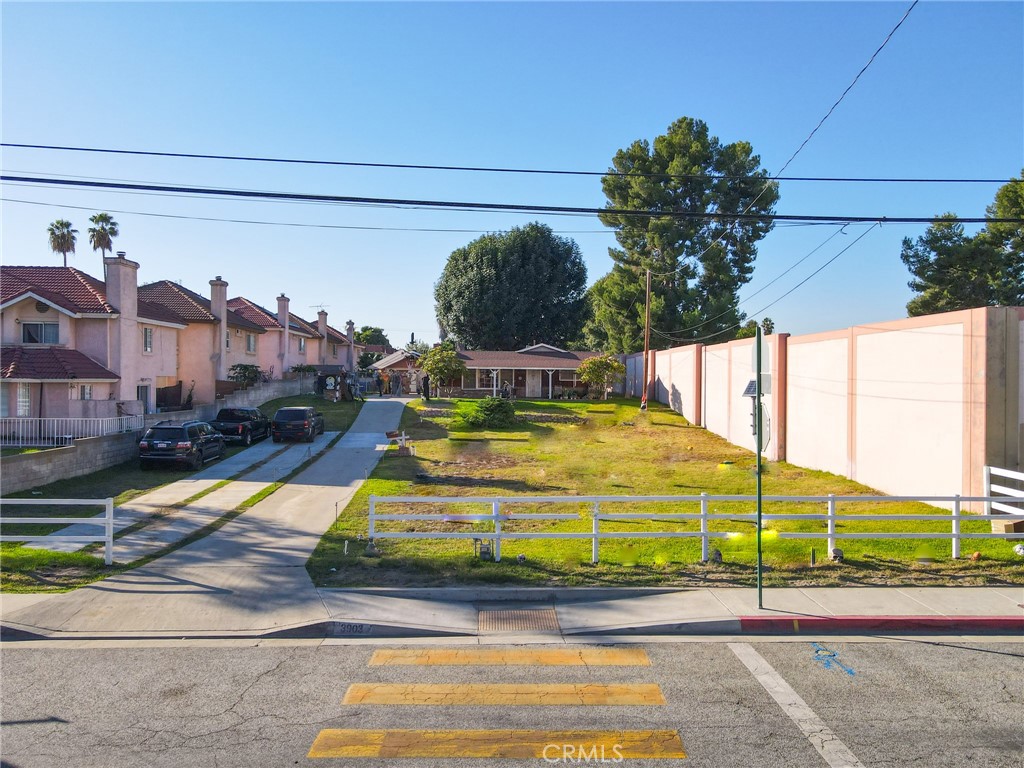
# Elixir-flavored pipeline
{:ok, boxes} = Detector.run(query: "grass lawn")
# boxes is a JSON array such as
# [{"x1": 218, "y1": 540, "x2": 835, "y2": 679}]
[{"x1": 308, "y1": 397, "x2": 1023, "y2": 588}]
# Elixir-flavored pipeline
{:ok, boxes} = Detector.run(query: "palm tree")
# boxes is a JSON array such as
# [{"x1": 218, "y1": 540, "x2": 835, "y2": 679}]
[
  {"x1": 88, "y1": 212, "x2": 119, "y2": 259},
  {"x1": 48, "y1": 220, "x2": 78, "y2": 267}
]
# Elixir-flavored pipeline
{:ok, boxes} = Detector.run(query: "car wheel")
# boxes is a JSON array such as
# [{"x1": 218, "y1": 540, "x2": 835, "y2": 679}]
[
  {"x1": 243, "y1": 430, "x2": 253, "y2": 447},
  {"x1": 190, "y1": 450, "x2": 203, "y2": 470},
  {"x1": 306, "y1": 428, "x2": 314, "y2": 443}
]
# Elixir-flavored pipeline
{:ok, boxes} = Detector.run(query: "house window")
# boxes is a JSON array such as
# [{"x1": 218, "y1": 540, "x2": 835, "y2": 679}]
[
  {"x1": 330, "y1": 343, "x2": 338, "y2": 358},
  {"x1": 22, "y1": 322, "x2": 58, "y2": 344},
  {"x1": 226, "y1": 330, "x2": 231, "y2": 351},
  {"x1": 17, "y1": 383, "x2": 31, "y2": 416},
  {"x1": 80, "y1": 384, "x2": 93, "y2": 400},
  {"x1": 477, "y1": 369, "x2": 494, "y2": 389},
  {"x1": 143, "y1": 327, "x2": 154, "y2": 353},
  {"x1": 246, "y1": 333, "x2": 256, "y2": 353},
  {"x1": 0, "y1": 385, "x2": 8, "y2": 415},
  {"x1": 298, "y1": 337, "x2": 306, "y2": 354}
]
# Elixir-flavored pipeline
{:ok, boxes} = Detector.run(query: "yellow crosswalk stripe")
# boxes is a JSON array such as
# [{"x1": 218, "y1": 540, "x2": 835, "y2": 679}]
[
  {"x1": 369, "y1": 647, "x2": 651, "y2": 666},
  {"x1": 342, "y1": 683, "x2": 666, "y2": 706},
  {"x1": 308, "y1": 728, "x2": 686, "y2": 759}
]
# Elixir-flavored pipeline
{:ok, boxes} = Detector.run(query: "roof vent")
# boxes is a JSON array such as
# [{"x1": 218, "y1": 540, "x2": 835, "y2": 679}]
[{"x1": 116, "y1": 251, "x2": 126, "y2": 258}]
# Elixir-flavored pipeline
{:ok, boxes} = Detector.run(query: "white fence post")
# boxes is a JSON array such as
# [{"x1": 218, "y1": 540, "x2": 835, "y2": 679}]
[
  {"x1": 952, "y1": 495, "x2": 961, "y2": 559},
  {"x1": 368, "y1": 495, "x2": 376, "y2": 540},
  {"x1": 983, "y1": 465, "x2": 991, "y2": 516},
  {"x1": 700, "y1": 492, "x2": 709, "y2": 562},
  {"x1": 827, "y1": 494, "x2": 836, "y2": 553},
  {"x1": 591, "y1": 502, "x2": 600, "y2": 564},
  {"x1": 104, "y1": 497, "x2": 113, "y2": 565},
  {"x1": 492, "y1": 500, "x2": 502, "y2": 562}
]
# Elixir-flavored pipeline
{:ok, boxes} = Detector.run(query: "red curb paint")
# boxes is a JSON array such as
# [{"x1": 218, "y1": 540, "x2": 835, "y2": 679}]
[{"x1": 738, "y1": 615, "x2": 1024, "y2": 633}]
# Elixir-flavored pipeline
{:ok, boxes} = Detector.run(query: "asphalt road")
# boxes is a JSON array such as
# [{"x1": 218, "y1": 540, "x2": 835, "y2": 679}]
[{"x1": 1, "y1": 639, "x2": 1021, "y2": 768}]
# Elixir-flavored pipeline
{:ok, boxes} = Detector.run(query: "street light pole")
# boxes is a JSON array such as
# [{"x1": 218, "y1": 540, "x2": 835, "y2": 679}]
[{"x1": 755, "y1": 324, "x2": 764, "y2": 609}]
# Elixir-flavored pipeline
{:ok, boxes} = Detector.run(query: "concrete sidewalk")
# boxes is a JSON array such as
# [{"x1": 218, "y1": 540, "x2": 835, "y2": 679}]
[
  {"x1": 23, "y1": 436, "x2": 289, "y2": 553},
  {"x1": 1, "y1": 399, "x2": 410, "y2": 639}
]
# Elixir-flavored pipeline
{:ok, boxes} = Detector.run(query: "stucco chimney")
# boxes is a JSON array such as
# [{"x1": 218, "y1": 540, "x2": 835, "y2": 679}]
[
  {"x1": 277, "y1": 293, "x2": 290, "y2": 372},
  {"x1": 104, "y1": 252, "x2": 140, "y2": 404},
  {"x1": 346, "y1": 319, "x2": 355, "y2": 371},
  {"x1": 316, "y1": 310, "x2": 329, "y2": 366},
  {"x1": 210, "y1": 276, "x2": 228, "y2": 380}
]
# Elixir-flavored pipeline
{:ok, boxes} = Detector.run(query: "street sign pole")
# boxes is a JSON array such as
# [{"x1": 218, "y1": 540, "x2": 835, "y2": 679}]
[{"x1": 755, "y1": 325, "x2": 764, "y2": 609}]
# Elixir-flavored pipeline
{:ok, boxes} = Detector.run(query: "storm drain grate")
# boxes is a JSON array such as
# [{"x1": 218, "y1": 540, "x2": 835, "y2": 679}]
[{"x1": 478, "y1": 608, "x2": 560, "y2": 634}]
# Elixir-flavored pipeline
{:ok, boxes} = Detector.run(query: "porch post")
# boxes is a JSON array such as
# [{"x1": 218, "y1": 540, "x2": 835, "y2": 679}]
[
  {"x1": 546, "y1": 369, "x2": 555, "y2": 399},
  {"x1": 491, "y1": 369, "x2": 499, "y2": 397}
]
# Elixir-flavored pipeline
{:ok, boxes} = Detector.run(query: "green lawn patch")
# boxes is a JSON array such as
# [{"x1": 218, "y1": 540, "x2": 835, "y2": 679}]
[{"x1": 308, "y1": 398, "x2": 1023, "y2": 588}]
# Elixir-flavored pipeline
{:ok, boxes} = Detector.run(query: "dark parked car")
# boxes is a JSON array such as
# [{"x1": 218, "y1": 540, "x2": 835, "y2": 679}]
[
  {"x1": 271, "y1": 407, "x2": 325, "y2": 442},
  {"x1": 139, "y1": 420, "x2": 226, "y2": 469},
  {"x1": 209, "y1": 407, "x2": 271, "y2": 446}
]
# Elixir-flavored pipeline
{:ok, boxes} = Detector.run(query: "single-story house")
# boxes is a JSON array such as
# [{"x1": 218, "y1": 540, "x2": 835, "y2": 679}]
[{"x1": 440, "y1": 344, "x2": 603, "y2": 399}]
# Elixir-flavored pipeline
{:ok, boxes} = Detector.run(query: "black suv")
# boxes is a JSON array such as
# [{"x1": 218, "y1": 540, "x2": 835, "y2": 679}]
[
  {"x1": 271, "y1": 407, "x2": 325, "y2": 443},
  {"x1": 209, "y1": 407, "x2": 271, "y2": 446},
  {"x1": 139, "y1": 420, "x2": 226, "y2": 469}
]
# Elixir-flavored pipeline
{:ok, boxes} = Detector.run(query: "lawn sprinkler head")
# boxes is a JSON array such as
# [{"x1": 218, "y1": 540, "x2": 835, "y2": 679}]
[
  {"x1": 516, "y1": 553, "x2": 526, "y2": 565},
  {"x1": 829, "y1": 547, "x2": 844, "y2": 563}
]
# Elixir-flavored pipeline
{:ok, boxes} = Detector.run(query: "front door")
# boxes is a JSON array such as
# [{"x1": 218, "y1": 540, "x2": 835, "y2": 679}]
[
  {"x1": 526, "y1": 370, "x2": 542, "y2": 398},
  {"x1": 136, "y1": 385, "x2": 150, "y2": 414}
]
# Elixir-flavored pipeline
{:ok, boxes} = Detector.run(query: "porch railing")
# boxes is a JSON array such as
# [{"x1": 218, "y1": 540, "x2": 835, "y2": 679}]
[{"x1": 0, "y1": 415, "x2": 145, "y2": 448}]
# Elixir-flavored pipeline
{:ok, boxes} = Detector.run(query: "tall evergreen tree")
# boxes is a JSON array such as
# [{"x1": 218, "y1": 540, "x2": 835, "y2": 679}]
[
  {"x1": 901, "y1": 171, "x2": 1023, "y2": 315},
  {"x1": 586, "y1": 117, "x2": 778, "y2": 352}
]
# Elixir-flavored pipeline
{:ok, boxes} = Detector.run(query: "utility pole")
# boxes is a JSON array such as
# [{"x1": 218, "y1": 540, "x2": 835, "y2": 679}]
[{"x1": 640, "y1": 268, "x2": 651, "y2": 410}]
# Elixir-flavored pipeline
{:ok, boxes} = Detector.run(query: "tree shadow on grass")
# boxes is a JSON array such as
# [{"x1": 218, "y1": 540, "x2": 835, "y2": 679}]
[{"x1": 413, "y1": 474, "x2": 568, "y2": 493}]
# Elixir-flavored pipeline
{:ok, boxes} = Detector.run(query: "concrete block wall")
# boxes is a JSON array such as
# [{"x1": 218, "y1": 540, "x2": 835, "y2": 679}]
[
  {"x1": 1, "y1": 432, "x2": 142, "y2": 494},
  {"x1": 144, "y1": 376, "x2": 312, "y2": 428}
]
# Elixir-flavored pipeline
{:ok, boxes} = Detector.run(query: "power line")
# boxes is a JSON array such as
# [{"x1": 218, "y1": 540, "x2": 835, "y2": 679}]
[
  {"x1": 2, "y1": 175, "x2": 1017, "y2": 224},
  {"x1": 653, "y1": 223, "x2": 881, "y2": 344},
  {"x1": 652, "y1": 225, "x2": 853, "y2": 337},
  {"x1": 1, "y1": 142, "x2": 1013, "y2": 185},
  {"x1": 0, "y1": 197, "x2": 616, "y2": 235},
  {"x1": 775, "y1": 0, "x2": 919, "y2": 178}
]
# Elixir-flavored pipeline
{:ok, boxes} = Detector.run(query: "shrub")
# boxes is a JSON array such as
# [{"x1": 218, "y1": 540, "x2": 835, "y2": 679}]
[{"x1": 464, "y1": 397, "x2": 516, "y2": 428}]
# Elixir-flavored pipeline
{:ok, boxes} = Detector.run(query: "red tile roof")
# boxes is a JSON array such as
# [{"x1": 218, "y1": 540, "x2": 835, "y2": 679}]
[
  {"x1": 140, "y1": 281, "x2": 265, "y2": 332},
  {"x1": 1, "y1": 266, "x2": 115, "y2": 315},
  {"x1": 227, "y1": 297, "x2": 284, "y2": 330},
  {"x1": 1, "y1": 346, "x2": 119, "y2": 381},
  {"x1": 288, "y1": 312, "x2": 321, "y2": 338}
]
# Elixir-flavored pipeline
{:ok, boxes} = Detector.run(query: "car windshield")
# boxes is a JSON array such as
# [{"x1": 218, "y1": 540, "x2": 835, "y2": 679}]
[
  {"x1": 145, "y1": 427, "x2": 184, "y2": 441},
  {"x1": 274, "y1": 410, "x2": 307, "y2": 421},
  {"x1": 216, "y1": 409, "x2": 251, "y2": 420}
]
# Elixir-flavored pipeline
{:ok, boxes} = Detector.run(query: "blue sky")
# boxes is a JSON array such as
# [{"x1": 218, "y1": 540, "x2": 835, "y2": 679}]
[{"x1": 2, "y1": 1, "x2": 1021, "y2": 347}]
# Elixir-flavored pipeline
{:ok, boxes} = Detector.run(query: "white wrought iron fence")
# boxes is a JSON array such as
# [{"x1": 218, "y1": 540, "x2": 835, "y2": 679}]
[
  {"x1": 0, "y1": 497, "x2": 114, "y2": 564},
  {"x1": 0, "y1": 415, "x2": 144, "y2": 447},
  {"x1": 983, "y1": 466, "x2": 1024, "y2": 516},
  {"x1": 368, "y1": 493, "x2": 1024, "y2": 563}
]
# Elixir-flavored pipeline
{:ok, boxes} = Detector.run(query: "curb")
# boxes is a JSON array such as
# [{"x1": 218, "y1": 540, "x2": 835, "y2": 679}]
[{"x1": 736, "y1": 615, "x2": 1024, "y2": 634}]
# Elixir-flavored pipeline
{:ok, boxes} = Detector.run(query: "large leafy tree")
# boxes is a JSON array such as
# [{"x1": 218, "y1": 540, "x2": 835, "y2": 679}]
[
  {"x1": 587, "y1": 117, "x2": 778, "y2": 352},
  {"x1": 901, "y1": 171, "x2": 1023, "y2": 315},
  {"x1": 435, "y1": 222, "x2": 588, "y2": 349},
  {"x1": 47, "y1": 219, "x2": 78, "y2": 267},
  {"x1": 354, "y1": 326, "x2": 391, "y2": 347},
  {"x1": 417, "y1": 342, "x2": 468, "y2": 397},
  {"x1": 88, "y1": 212, "x2": 119, "y2": 259}
]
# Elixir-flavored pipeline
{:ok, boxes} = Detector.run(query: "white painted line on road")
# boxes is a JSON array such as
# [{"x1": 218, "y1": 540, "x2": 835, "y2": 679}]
[{"x1": 729, "y1": 642, "x2": 865, "y2": 768}]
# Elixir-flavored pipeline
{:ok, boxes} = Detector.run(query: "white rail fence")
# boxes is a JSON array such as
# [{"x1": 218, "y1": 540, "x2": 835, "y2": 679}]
[
  {"x1": 983, "y1": 466, "x2": 1024, "y2": 516},
  {"x1": 0, "y1": 416, "x2": 145, "y2": 447},
  {"x1": 0, "y1": 498, "x2": 114, "y2": 564},
  {"x1": 368, "y1": 494, "x2": 1024, "y2": 564}
]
